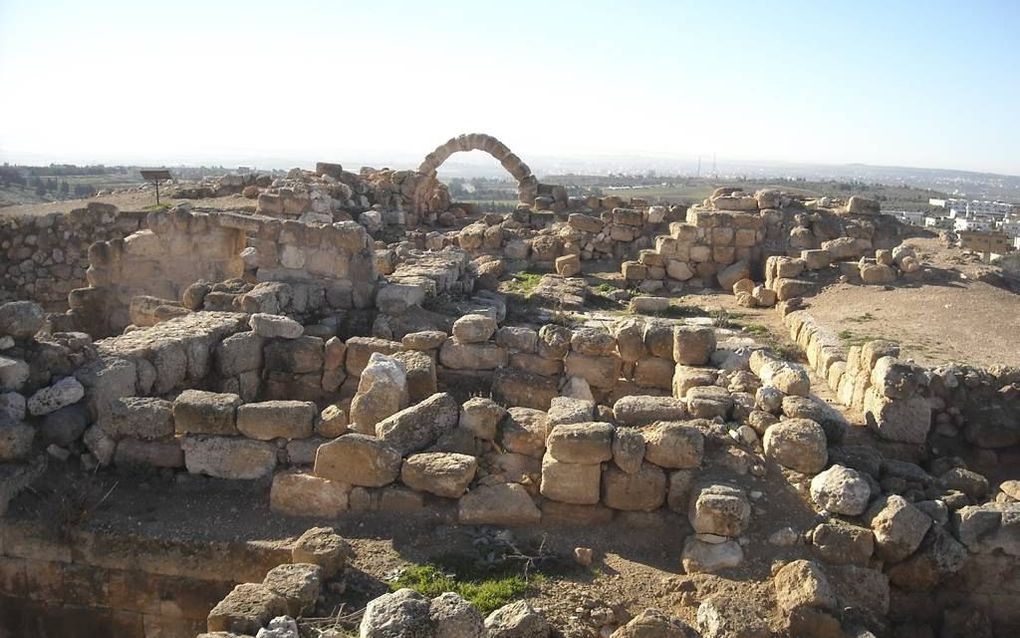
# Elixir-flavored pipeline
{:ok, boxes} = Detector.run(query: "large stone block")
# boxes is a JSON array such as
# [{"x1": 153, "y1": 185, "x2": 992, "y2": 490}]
[
  {"x1": 500, "y1": 407, "x2": 549, "y2": 458},
  {"x1": 563, "y1": 352, "x2": 621, "y2": 389},
  {"x1": 763, "y1": 418, "x2": 827, "y2": 474},
  {"x1": 602, "y1": 463, "x2": 667, "y2": 511},
  {"x1": 173, "y1": 390, "x2": 241, "y2": 436},
  {"x1": 215, "y1": 331, "x2": 264, "y2": 376},
  {"x1": 113, "y1": 438, "x2": 184, "y2": 468},
  {"x1": 672, "y1": 326, "x2": 716, "y2": 366},
  {"x1": 181, "y1": 436, "x2": 276, "y2": 479},
  {"x1": 458, "y1": 483, "x2": 541, "y2": 526},
  {"x1": 314, "y1": 433, "x2": 402, "y2": 487},
  {"x1": 643, "y1": 422, "x2": 704, "y2": 469},
  {"x1": 270, "y1": 471, "x2": 350, "y2": 517},
  {"x1": 237, "y1": 400, "x2": 315, "y2": 440},
  {"x1": 689, "y1": 484, "x2": 751, "y2": 537},
  {"x1": 264, "y1": 336, "x2": 324, "y2": 374},
  {"x1": 863, "y1": 390, "x2": 931, "y2": 444},
  {"x1": 439, "y1": 340, "x2": 508, "y2": 370},
  {"x1": 376, "y1": 392, "x2": 459, "y2": 456},
  {"x1": 400, "y1": 452, "x2": 477, "y2": 498},
  {"x1": 101, "y1": 396, "x2": 174, "y2": 440},
  {"x1": 206, "y1": 583, "x2": 288, "y2": 635},
  {"x1": 540, "y1": 454, "x2": 601, "y2": 505},
  {"x1": 545, "y1": 422, "x2": 613, "y2": 464}
]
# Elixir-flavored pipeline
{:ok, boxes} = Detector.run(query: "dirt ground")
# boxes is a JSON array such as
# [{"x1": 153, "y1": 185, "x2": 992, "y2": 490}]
[
  {"x1": 0, "y1": 191, "x2": 256, "y2": 217},
  {"x1": 794, "y1": 238, "x2": 1020, "y2": 369},
  {"x1": 9, "y1": 445, "x2": 823, "y2": 636}
]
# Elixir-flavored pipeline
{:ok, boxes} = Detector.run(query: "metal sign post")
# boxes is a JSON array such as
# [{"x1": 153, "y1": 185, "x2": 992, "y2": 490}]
[{"x1": 140, "y1": 169, "x2": 173, "y2": 206}]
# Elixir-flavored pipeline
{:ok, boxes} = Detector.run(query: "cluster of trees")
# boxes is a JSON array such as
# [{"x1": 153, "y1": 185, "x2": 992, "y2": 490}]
[{"x1": 0, "y1": 167, "x2": 96, "y2": 197}]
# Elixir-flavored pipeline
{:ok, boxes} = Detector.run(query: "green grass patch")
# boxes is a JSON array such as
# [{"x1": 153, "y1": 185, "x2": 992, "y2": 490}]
[
  {"x1": 504, "y1": 271, "x2": 544, "y2": 297},
  {"x1": 391, "y1": 564, "x2": 534, "y2": 614},
  {"x1": 741, "y1": 323, "x2": 770, "y2": 337}
]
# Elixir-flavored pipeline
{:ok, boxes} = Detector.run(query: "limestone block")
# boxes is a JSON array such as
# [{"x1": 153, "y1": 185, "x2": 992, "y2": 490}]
[
  {"x1": 237, "y1": 400, "x2": 316, "y2": 440},
  {"x1": 181, "y1": 436, "x2": 276, "y2": 479},
  {"x1": 540, "y1": 454, "x2": 601, "y2": 505},
  {"x1": 458, "y1": 483, "x2": 541, "y2": 526},
  {"x1": 173, "y1": 390, "x2": 241, "y2": 436},
  {"x1": 602, "y1": 463, "x2": 667, "y2": 511},
  {"x1": 375, "y1": 392, "x2": 460, "y2": 456},
  {"x1": 313, "y1": 433, "x2": 402, "y2": 487},
  {"x1": 102, "y1": 396, "x2": 175, "y2": 440},
  {"x1": 763, "y1": 418, "x2": 828, "y2": 474},
  {"x1": 401, "y1": 452, "x2": 477, "y2": 498},
  {"x1": 546, "y1": 422, "x2": 614, "y2": 464},
  {"x1": 644, "y1": 422, "x2": 704, "y2": 469},
  {"x1": 672, "y1": 326, "x2": 716, "y2": 366},
  {"x1": 613, "y1": 395, "x2": 688, "y2": 426}
]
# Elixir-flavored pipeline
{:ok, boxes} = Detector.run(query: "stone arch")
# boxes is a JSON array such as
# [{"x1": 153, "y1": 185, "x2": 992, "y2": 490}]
[{"x1": 418, "y1": 133, "x2": 539, "y2": 205}]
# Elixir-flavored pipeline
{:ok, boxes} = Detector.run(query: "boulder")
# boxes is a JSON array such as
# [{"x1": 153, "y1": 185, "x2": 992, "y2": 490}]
[
  {"x1": 458, "y1": 483, "x2": 541, "y2": 526},
  {"x1": 540, "y1": 454, "x2": 601, "y2": 505},
  {"x1": 429, "y1": 592, "x2": 484, "y2": 638},
  {"x1": 545, "y1": 422, "x2": 613, "y2": 464},
  {"x1": 350, "y1": 354, "x2": 408, "y2": 435},
  {"x1": 452, "y1": 314, "x2": 498, "y2": 344},
  {"x1": 810, "y1": 464, "x2": 871, "y2": 515},
  {"x1": 643, "y1": 422, "x2": 704, "y2": 469},
  {"x1": 314, "y1": 433, "x2": 402, "y2": 487},
  {"x1": 270, "y1": 472, "x2": 350, "y2": 518},
  {"x1": 483, "y1": 600, "x2": 549, "y2": 638},
  {"x1": 101, "y1": 396, "x2": 174, "y2": 440},
  {"x1": 27, "y1": 377, "x2": 84, "y2": 416},
  {"x1": 682, "y1": 538, "x2": 744, "y2": 575},
  {"x1": 773, "y1": 560, "x2": 836, "y2": 612},
  {"x1": 359, "y1": 588, "x2": 433, "y2": 638},
  {"x1": 262, "y1": 563, "x2": 322, "y2": 617},
  {"x1": 610, "y1": 608, "x2": 698, "y2": 638},
  {"x1": 401, "y1": 452, "x2": 477, "y2": 498},
  {"x1": 866, "y1": 495, "x2": 932, "y2": 562},
  {"x1": 811, "y1": 522, "x2": 875, "y2": 565},
  {"x1": 0, "y1": 301, "x2": 44, "y2": 339},
  {"x1": 689, "y1": 484, "x2": 750, "y2": 537},
  {"x1": 546, "y1": 396, "x2": 595, "y2": 427},
  {"x1": 717, "y1": 260, "x2": 750, "y2": 291},
  {"x1": 459, "y1": 397, "x2": 506, "y2": 440},
  {"x1": 207, "y1": 583, "x2": 288, "y2": 635},
  {"x1": 763, "y1": 419, "x2": 828, "y2": 474},
  {"x1": 291, "y1": 527, "x2": 350, "y2": 578},
  {"x1": 612, "y1": 427, "x2": 646, "y2": 474},
  {"x1": 181, "y1": 436, "x2": 276, "y2": 479},
  {"x1": 376, "y1": 393, "x2": 460, "y2": 456},
  {"x1": 602, "y1": 463, "x2": 667, "y2": 511},
  {"x1": 501, "y1": 408, "x2": 549, "y2": 458},
  {"x1": 249, "y1": 313, "x2": 303, "y2": 339},
  {"x1": 173, "y1": 390, "x2": 242, "y2": 436},
  {"x1": 672, "y1": 326, "x2": 716, "y2": 365},
  {"x1": 439, "y1": 340, "x2": 508, "y2": 370}
]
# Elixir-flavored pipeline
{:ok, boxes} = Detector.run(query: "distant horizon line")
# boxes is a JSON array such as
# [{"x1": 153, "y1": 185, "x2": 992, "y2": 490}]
[{"x1": 1, "y1": 150, "x2": 1018, "y2": 180}]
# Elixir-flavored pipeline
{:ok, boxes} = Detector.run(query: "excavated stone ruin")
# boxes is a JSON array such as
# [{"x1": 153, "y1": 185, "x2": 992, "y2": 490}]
[{"x1": 0, "y1": 136, "x2": 1017, "y2": 638}]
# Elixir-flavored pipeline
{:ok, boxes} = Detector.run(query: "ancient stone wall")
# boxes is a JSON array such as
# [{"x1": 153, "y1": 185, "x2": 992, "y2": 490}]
[
  {"x1": 66, "y1": 208, "x2": 378, "y2": 338},
  {"x1": 0, "y1": 204, "x2": 147, "y2": 312},
  {"x1": 0, "y1": 516, "x2": 288, "y2": 637}
]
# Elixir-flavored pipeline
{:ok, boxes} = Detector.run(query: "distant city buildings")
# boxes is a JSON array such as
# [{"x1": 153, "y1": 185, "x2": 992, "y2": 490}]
[{"x1": 924, "y1": 197, "x2": 1020, "y2": 246}]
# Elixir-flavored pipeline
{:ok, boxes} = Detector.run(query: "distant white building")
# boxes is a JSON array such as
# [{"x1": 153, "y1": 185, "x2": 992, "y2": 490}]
[
  {"x1": 888, "y1": 210, "x2": 925, "y2": 226},
  {"x1": 941, "y1": 198, "x2": 1017, "y2": 219},
  {"x1": 955, "y1": 217, "x2": 996, "y2": 232}
]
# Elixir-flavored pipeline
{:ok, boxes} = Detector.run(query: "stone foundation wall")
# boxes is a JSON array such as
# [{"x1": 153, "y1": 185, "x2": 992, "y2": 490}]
[
  {"x1": 0, "y1": 517, "x2": 289, "y2": 638},
  {"x1": 0, "y1": 204, "x2": 147, "y2": 312}
]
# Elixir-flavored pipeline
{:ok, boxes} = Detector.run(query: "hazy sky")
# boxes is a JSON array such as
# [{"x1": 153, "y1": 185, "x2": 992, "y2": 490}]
[{"x1": 1, "y1": 0, "x2": 1018, "y2": 175}]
